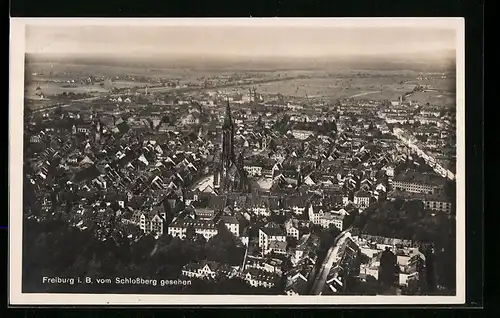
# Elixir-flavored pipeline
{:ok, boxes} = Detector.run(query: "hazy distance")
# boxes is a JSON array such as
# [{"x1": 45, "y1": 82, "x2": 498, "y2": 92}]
[{"x1": 25, "y1": 24, "x2": 457, "y2": 72}]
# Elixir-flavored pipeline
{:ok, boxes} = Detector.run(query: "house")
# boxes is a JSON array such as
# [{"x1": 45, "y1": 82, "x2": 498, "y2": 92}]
[
  {"x1": 399, "y1": 251, "x2": 426, "y2": 287},
  {"x1": 248, "y1": 198, "x2": 270, "y2": 217},
  {"x1": 423, "y1": 198, "x2": 453, "y2": 214},
  {"x1": 258, "y1": 224, "x2": 286, "y2": 253},
  {"x1": 30, "y1": 134, "x2": 42, "y2": 143},
  {"x1": 342, "y1": 195, "x2": 350, "y2": 206},
  {"x1": 195, "y1": 208, "x2": 217, "y2": 220},
  {"x1": 184, "y1": 190, "x2": 199, "y2": 206},
  {"x1": 168, "y1": 216, "x2": 218, "y2": 241},
  {"x1": 76, "y1": 124, "x2": 92, "y2": 134},
  {"x1": 261, "y1": 258, "x2": 284, "y2": 276},
  {"x1": 182, "y1": 261, "x2": 235, "y2": 279},
  {"x1": 392, "y1": 172, "x2": 445, "y2": 195},
  {"x1": 384, "y1": 165, "x2": 395, "y2": 178},
  {"x1": 242, "y1": 268, "x2": 279, "y2": 289},
  {"x1": 180, "y1": 114, "x2": 200, "y2": 126},
  {"x1": 220, "y1": 215, "x2": 240, "y2": 237},
  {"x1": 376, "y1": 183, "x2": 387, "y2": 193},
  {"x1": 291, "y1": 129, "x2": 314, "y2": 140},
  {"x1": 285, "y1": 264, "x2": 314, "y2": 295},
  {"x1": 292, "y1": 233, "x2": 320, "y2": 266},
  {"x1": 245, "y1": 256, "x2": 284, "y2": 276},
  {"x1": 243, "y1": 162, "x2": 263, "y2": 177},
  {"x1": 139, "y1": 207, "x2": 167, "y2": 237},
  {"x1": 354, "y1": 190, "x2": 371, "y2": 211},
  {"x1": 240, "y1": 227, "x2": 250, "y2": 246},
  {"x1": 284, "y1": 218, "x2": 301, "y2": 240},
  {"x1": 319, "y1": 211, "x2": 345, "y2": 231},
  {"x1": 387, "y1": 190, "x2": 453, "y2": 214},
  {"x1": 360, "y1": 178, "x2": 373, "y2": 191},
  {"x1": 268, "y1": 240, "x2": 287, "y2": 255},
  {"x1": 284, "y1": 218, "x2": 310, "y2": 240},
  {"x1": 324, "y1": 237, "x2": 360, "y2": 294},
  {"x1": 284, "y1": 196, "x2": 308, "y2": 215},
  {"x1": 308, "y1": 205, "x2": 325, "y2": 225},
  {"x1": 302, "y1": 174, "x2": 316, "y2": 186},
  {"x1": 285, "y1": 274, "x2": 308, "y2": 295}
]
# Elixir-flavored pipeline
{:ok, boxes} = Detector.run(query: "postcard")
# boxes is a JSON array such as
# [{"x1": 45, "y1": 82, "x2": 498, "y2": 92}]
[{"x1": 9, "y1": 17, "x2": 465, "y2": 305}]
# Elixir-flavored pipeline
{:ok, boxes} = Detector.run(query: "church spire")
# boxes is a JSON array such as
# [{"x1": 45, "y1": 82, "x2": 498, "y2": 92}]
[{"x1": 223, "y1": 100, "x2": 232, "y2": 128}]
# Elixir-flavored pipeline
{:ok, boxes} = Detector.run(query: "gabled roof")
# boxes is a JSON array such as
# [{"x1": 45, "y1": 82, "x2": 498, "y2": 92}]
[
  {"x1": 269, "y1": 240, "x2": 287, "y2": 250},
  {"x1": 260, "y1": 226, "x2": 285, "y2": 237},
  {"x1": 354, "y1": 190, "x2": 371, "y2": 198}
]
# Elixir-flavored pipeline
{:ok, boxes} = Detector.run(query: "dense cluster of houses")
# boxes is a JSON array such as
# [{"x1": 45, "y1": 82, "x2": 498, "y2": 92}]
[
  {"x1": 24, "y1": 87, "x2": 455, "y2": 294},
  {"x1": 353, "y1": 232, "x2": 427, "y2": 289}
]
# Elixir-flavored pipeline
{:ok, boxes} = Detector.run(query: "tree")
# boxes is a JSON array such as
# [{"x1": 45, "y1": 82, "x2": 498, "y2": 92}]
[
  {"x1": 186, "y1": 225, "x2": 196, "y2": 242},
  {"x1": 206, "y1": 225, "x2": 245, "y2": 266},
  {"x1": 173, "y1": 198, "x2": 185, "y2": 215},
  {"x1": 423, "y1": 245, "x2": 437, "y2": 294},
  {"x1": 286, "y1": 237, "x2": 298, "y2": 249},
  {"x1": 270, "y1": 212, "x2": 286, "y2": 225},
  {"x1": 268, "y1": 138, "x2": 277, "y2": 152},
  {"x1": 379, "y1": 247, "x2": 398, "y2": 289},
  {"x1": 256, "y1": 116, "x2": 263, "y2": 127},
  {"x1": 327, "y1": 224, "x2": 341, "y2": 239}
]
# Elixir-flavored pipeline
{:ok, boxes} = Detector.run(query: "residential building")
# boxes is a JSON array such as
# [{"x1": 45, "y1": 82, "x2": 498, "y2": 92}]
[
  {"x1": 284, "y1": 196, "x2": 308, "y2": 215},
  {"x1": 284, "y1": 218, "x2": 301, "y2": 240},
  {"x1": 139, "y1": 207, "x2": 167, "y2": 237},
  {"x1": 168, "y1": 216, "x2": 219, "y2": 241},
  {"x1": 243, "y1": 165, "x2": 263, "y2": 177},
  {"x1": 308, "y1": 205, "x2": 347, "y2": 230},
  {"x1": 245, "y1": 256, "x2": 284, "y2": 276},
  {"x1": 241, "y1": 268, "x2": 279, "y2": 289},
  {"x1": 268, "y1": 240, "x2": 287, "y2": 255},
  {"x1": 285, "y1": 264, "x2": 313, "y2": 295},
  {"x1": 291, "y1": 129, "x2": 314, "y2": 140},
  {"x1": 392, "y1": 172, "x2": 445, "y2": 195},
  {"x1": 240, "y1": 227, "x2": 250, "y2": 246},
  {"x1": 292, "y1": 233, "x2": 320, "y2": 266},
  {"x1": 387, "y1": 190, "x2": 453, "y2": 214},
  {"x1": 181, "y1": 261, "x2": 235, "y2": 279},
  {"x1": 258, "y1": 225, "x2": 286, "y2": 254},
  {"x1": 354, "y1": 190, "x2": 371, "y2": 211},
  {"x1": 220, "y1": 215, "x2": 240, "y2": 237},
  {"x1": 319, "y1": 211, "x2": 345, "y2": 231},
  {"x1": 308, "y1": 205, "x2": 325, "y2": 225},
  {"x1": 422, "y1": 196, "x2": 453, "y2": 214}
]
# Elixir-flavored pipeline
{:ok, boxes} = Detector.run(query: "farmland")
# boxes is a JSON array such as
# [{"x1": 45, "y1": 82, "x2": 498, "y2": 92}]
[
  {"x1": 25, "y1": 82, "x2": 108, "y2": 99},
  {"x1": 23, "y1": 59, "x2": 456, "y2": 108}
]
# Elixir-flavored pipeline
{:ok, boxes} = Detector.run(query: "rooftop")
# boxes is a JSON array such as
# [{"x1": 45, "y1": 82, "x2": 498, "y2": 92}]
[{"x1": 393, "y1": 171, "x2": 446, "y2": 186}]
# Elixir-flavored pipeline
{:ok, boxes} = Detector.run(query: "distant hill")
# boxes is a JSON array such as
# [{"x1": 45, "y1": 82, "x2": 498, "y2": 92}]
[{"x1": 25, "y1": 50, "x2": 456, "y2": 73}]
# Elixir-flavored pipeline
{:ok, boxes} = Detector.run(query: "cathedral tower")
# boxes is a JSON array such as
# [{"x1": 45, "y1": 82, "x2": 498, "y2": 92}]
[
  {"x1": 214, "y1": 101, "x2": 247, "y2": 193},
  {"x1": 221, "y1": 101, "x2": 235, "y2": 170}
]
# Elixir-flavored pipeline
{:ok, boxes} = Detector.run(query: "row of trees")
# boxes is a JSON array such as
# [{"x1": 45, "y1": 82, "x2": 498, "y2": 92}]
[{"x1": 354, "y1": 199, "x2": 453, "y2": 243}]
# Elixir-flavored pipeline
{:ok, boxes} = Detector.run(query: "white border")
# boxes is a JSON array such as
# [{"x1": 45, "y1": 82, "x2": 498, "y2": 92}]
[{"x1": 9, "y1": 18, "x2": 466, "y2": 306}]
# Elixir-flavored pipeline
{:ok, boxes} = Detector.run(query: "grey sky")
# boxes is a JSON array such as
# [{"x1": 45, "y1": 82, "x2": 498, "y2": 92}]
[{"x1": 25, "y1": 23, "x2": 457, "y2": 58}]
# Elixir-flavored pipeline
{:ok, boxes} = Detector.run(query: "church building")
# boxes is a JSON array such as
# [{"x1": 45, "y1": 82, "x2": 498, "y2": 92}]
[{"x1": 214, "y1": 102, "x2": 248, "y2": 193}]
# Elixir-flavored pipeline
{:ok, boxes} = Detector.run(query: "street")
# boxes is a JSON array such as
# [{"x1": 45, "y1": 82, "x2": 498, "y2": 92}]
[{"x1": 309, "y1": 227, "x2": 352, "y2": 295}]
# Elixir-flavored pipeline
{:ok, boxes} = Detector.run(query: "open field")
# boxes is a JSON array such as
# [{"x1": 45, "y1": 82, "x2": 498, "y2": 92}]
[
  {"x1": 24, "y1": 61, "x2": 456, "y2": 105},
  {"x1": 110, "y1": 80, "x2": 151, "y2": 89},
  {"x1": 25, "y1": 82, "x2": 108, "y2": 98},
  {"x1": 26, "y1": 62, "x2": 264, "y2": 81},
  {"x1": 241, "y1": 75, "x2": 420, "y2": 100}
]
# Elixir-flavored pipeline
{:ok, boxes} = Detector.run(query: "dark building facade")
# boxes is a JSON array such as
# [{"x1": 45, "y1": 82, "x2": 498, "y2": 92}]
[{"x1": 214, "y1": 102, "x2": 248, "y2": 193}]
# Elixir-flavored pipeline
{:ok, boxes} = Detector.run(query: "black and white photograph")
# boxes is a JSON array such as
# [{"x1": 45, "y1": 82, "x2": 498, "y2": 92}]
[{"x1": 9, "y1": 18, "x2": 465, "y2": 305}]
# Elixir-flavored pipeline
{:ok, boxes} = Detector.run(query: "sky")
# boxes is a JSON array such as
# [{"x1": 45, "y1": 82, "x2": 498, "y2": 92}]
[{"x1": 24, "y1": 20, "x2": 458, "y2": 59}]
